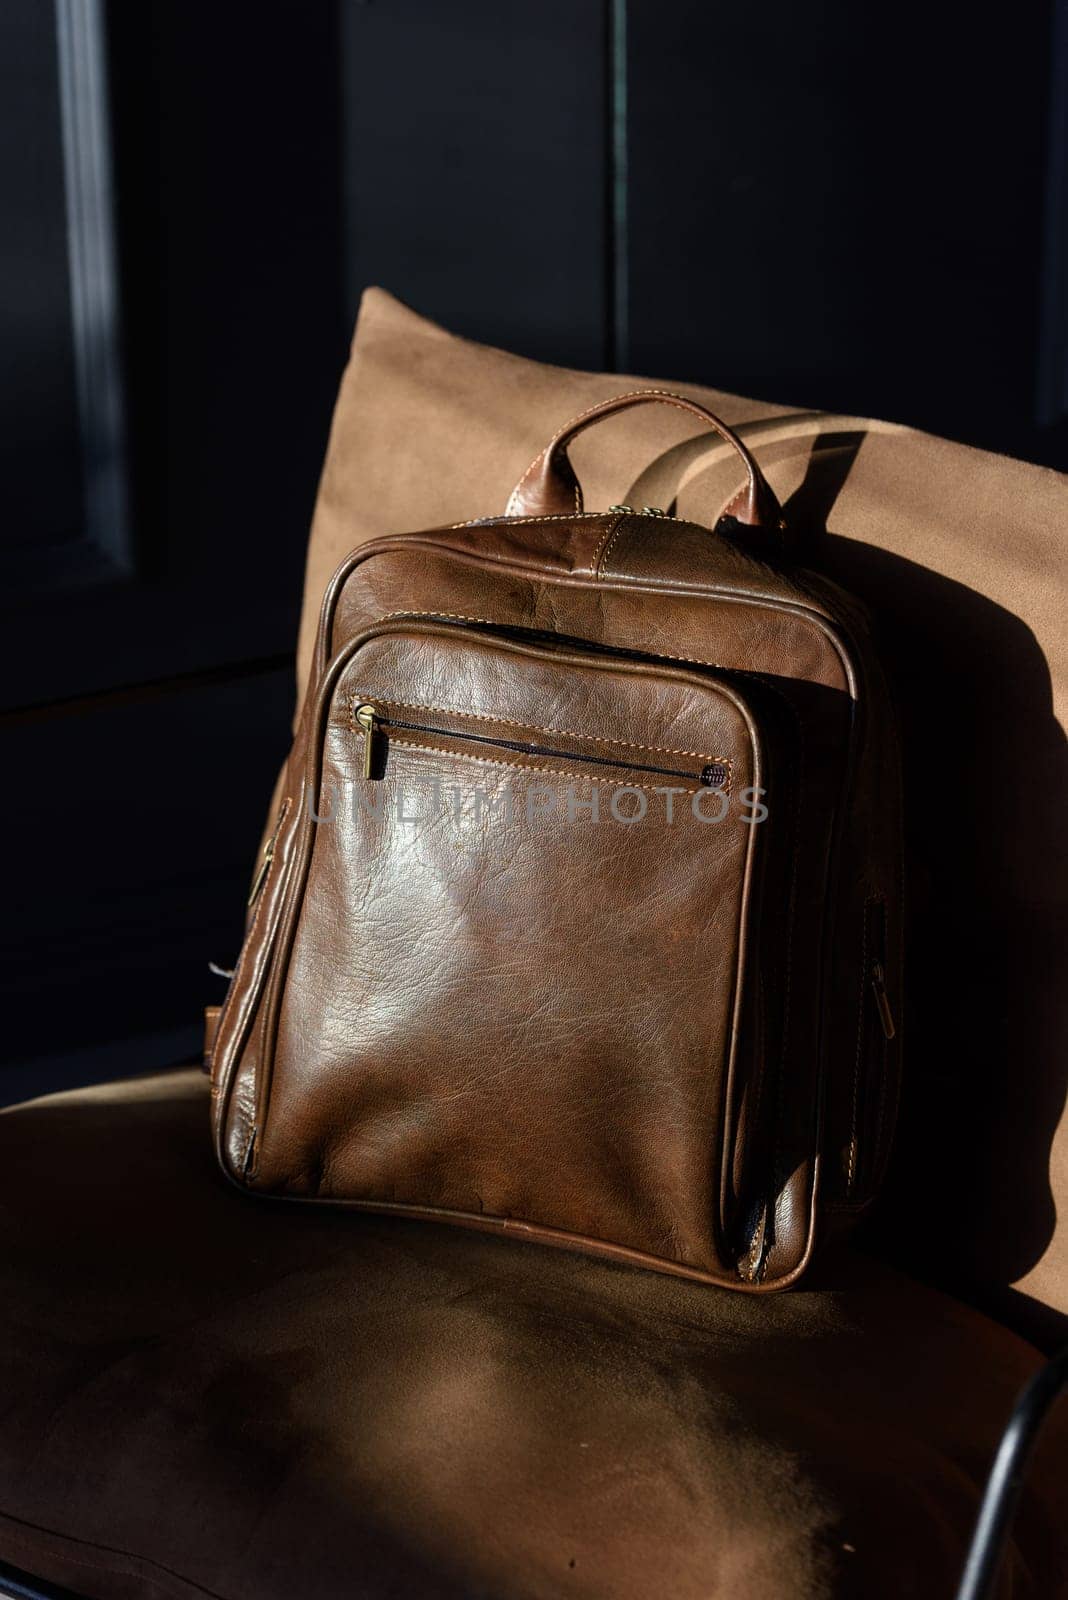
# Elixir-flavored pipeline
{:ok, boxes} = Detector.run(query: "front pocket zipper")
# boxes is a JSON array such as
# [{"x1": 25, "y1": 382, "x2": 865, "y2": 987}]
[
  {"x1": 352, "y1": 703, "x2": 729, "y2": 789},
  {"x1": 243, "y1": 622, "x2": 771, "y2": 1280}
]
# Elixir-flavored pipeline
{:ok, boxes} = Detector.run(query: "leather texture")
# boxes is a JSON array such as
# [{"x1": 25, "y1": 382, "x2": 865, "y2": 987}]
[
  {"x1": 4, "y1": 1070, "x2": 1067, "y2": 1600},
  {"x1": 211, "y1": 395, "x2": 903, "y2": 1290},
  {"x1": 504, "y1": 389, "x2": 784, "y2": 528},
  {"x1": 287, "y1": 288, "x2": 1068, "y2": 1333}
]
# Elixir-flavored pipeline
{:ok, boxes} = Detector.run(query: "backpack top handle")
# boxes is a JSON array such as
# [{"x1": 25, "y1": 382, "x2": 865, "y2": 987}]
[{"x1": 504, "y1": 388, "x2": 783, "y2": 531}]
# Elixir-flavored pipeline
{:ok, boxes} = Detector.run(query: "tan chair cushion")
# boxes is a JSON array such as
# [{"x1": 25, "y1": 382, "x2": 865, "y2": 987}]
[
  {"x1": 1, "y1": 1070, "x2": 1066, "y2": 1599},
  {"x1": 293, "y1": 289, "x2": 1068, "y2": 1330}
]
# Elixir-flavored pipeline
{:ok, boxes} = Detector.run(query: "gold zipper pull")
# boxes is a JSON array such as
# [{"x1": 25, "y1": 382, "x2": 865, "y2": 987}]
[
  {"x1": 355, "y1": 703, "x2": 380, "y2": 780},
  {"x1": 871, "y1": 961, "x2": 896, "y2": 1040},
  {"x1": 247, "y1": 804, "x2": 289, "y2": 907}
]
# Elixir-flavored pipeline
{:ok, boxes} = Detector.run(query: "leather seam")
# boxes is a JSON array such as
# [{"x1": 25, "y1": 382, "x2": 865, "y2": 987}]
[
  {"x1": 348, "y1": 691, "x2": 729, "y2": 765},
  {"x1": 750, "y1": 674, "x2": 804, "y2": 1281},
  {"x1": 454, "y1": 515, "x2": 617, "y2": 528},
  {"x1": 380, "y1": 608, "x2": 500, "y2": 628},
  {"x1": 505, "y1": 446, "x2": 582, "y2": 517},
  {"x1": 318, "y1": 544, "x2": 855, "y2": 702},
  {"x1": 214, "y1": 798, "x2": 292, "y2": 1157},
  {"x1": 505, "y1": 389, "x2": 679, "y2": 514},
  {"x1": 594, "y1": 512, "x2": 629, "y2": 577},
  {"x1": 375, "y1": 609, "x2": 732, "y2": 676},
  {"x1": 504, "y1": 387, "x2": 757, "y2": 517},
  {"x1": 386, "y1": 737, "x2": 727, "y2": 795}
]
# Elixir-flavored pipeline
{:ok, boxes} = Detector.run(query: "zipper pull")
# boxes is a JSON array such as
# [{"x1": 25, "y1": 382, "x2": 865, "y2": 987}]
[
  {"x1": 247, "y1": 805, "x2": 287, "y2": 907},
  {"x1": 870, "y1": 960, "x2": 896, "y2": 1040},
  {"x1": 355, "y1": 703, "x2": 380, "y2": 780}
]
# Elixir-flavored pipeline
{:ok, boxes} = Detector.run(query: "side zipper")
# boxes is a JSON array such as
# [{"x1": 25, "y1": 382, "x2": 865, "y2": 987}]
[
  {"x1": 247, "y1": 805, "x2": 287, "y2": 908},
  {"x1": 870, "y1": 955, "x2": 896, "y2": 1044},
  {"x1": 215, "y1": 797, "x2": 292, "y2": 1173}
]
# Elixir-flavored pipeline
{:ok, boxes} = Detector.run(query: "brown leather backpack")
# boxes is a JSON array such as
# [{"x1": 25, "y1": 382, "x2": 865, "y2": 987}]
[{"x1": 211, "y1": 391, "x2": 902, "y2": 1290}]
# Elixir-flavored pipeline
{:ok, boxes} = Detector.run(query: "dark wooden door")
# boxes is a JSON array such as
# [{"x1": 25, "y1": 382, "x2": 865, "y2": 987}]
[
  {"x1": 0, "y1": 2, "x2": 345, "y2": 1099},
  {"x1": 2, "y1": 0, "x2": 1063, "y2": 1099}
]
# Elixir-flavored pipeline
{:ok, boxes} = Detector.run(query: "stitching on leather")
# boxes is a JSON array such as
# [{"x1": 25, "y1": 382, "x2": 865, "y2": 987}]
[
  {"x1": 596, "y1": 514, "x2": 631, "y2": 576},
  {"x1": 505, "y1": 390, "x2": 665, "y2": 513},
  {"x1": 381, "y1": 608, "x2": 499, "y2": 628},
  {"x1": 216, "y1": 798, "x2": 292, "y2": 1151},
  {"x1": 749, "y1": 676, "x2": 804, "y2": 1281},
  {"x1": 591, "y1": 511, "x2": 627, "y2": 575},
  {"x1": 505, "y1": 388, "x2": 756, "y2": 517},
  {"x1": 506, "y1": 444, "x2": 562, "y2": 515},
  {"x1": 387, "y1": 738, "x2": 711, "y2": 795},
  {"x1": 375, "y1": 610, "x2": 729, "y2": 675},
  {"x1": 506, "y1": 445, "x2": 583, "y2": 516},
  {"x1": 451, "y1": 512, "x2": 684, "y2": 528},
  {"x1": 349, "y1": 691, "x2": 731, "y2": 768},
  {"x1": 723, "y1": 484, "x2": 747, "y2": 519},
  {"x1": 430, "y1": 543, "x2": 591, "y2": 570},
  {"x1": 847, "y1": 897, "x2": 873, "y2": 1190}
]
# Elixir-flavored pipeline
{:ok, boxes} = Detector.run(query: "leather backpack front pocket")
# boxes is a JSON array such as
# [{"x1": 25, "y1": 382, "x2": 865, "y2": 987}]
[{"x1": 244, "y1": 621, "x2": 796, "y2": 1283}]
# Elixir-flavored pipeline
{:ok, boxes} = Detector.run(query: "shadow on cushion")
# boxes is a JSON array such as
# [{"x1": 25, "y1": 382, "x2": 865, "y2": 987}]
[{"x1": 0, "y1": 1070, "x2": 1065, "y2": 1599}]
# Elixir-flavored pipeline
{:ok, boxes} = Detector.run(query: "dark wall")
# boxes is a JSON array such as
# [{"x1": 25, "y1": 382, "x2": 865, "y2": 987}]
[
  {"x1": 0, "y1": 2, "x2": 347, "y2": 1097},
  {"x1": 1, "y1": 0, "x2": 1063, "y2": 1096}
]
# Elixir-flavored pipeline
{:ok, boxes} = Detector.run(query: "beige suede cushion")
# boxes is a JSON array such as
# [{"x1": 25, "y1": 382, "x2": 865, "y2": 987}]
[{"x1": 295, "y1": 289, "x2": 1068, "y2": 1329}]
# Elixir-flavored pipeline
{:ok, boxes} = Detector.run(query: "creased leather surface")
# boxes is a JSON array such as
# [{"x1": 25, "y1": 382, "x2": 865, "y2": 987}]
[
  {"x1": 218, "y1": 497, "x2": 898, "y2": 1285},
  {"x1": 1, "y1": 1070, "x2": 1066, "y2": 1599},
  {"x1": 259, "y1": 630, "x2": 761, "y2": 1275},
  {"x1": 288, "y1": 288, "x2": 1068, "y2": 1332}
]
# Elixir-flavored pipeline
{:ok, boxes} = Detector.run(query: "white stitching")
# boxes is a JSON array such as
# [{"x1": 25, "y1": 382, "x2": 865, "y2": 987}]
[
  {"x1": 375, "y1": 610, "x2": 729, "y2": 674},
  {"x1": 503, "y1": 389, "x2": 759, "y2": 518},
  {"x1": 591, "y1": 512, "x2": 626, "y2": 574},
  {"x1": 346, "y1": 688, "x2": 729, "y2": 761},
  {"x1": 451, "y1": 512, "x2": 683, "y2": 528},
  {"x1": 386, "y1": 738, "x2": 713, "y2": 795},
  {"x1": 596, "y1": 516, "x2": 630, "y2": 576}
]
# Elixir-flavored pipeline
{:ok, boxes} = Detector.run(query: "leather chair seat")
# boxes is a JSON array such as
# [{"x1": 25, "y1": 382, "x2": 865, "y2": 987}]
[{"x1": 0, "y1": 1069, "x2": 1065, "y2": 1599}]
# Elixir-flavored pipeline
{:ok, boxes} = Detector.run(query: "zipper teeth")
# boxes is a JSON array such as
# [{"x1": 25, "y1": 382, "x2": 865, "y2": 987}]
[{"x1": 379, "y1": 714, "x2": 725, "y2": 786}]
